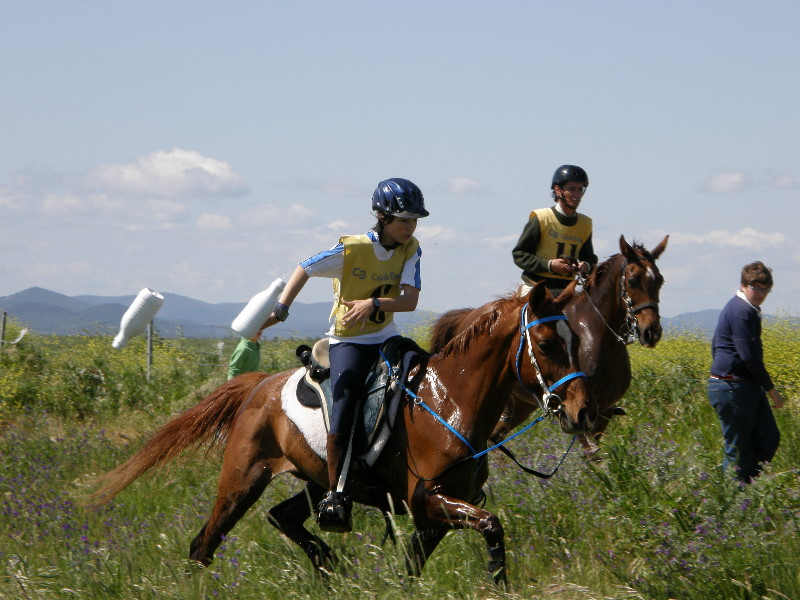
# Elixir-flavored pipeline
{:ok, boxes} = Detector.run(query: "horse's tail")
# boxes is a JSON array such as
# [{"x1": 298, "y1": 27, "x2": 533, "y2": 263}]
[{"x1": 85, "y1": 372, "x2": 268, "y2": 508}]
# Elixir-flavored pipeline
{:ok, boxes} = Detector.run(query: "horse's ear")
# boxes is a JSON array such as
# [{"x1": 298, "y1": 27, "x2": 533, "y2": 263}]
[
  {"x1": 528, "y1": 280, "x2": 551, "y2": 311},
  {"x1": 619, "y1": 235, "x2": 636, "y2": 261},
  {"x1": 651, "y1": 234, "x2": 669, "y2": 260},
  {"x1": 554, "y1": 280, "x2": 576, "y2": 310}
]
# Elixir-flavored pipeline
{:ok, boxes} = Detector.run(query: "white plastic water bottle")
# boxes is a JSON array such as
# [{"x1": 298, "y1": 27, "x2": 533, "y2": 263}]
[
  {"x1": 112, "y1": 288, "x2": 165, "y2": 349},
  {"x1": 231, "y1": 278, "x2": 287, "y2": 339}
]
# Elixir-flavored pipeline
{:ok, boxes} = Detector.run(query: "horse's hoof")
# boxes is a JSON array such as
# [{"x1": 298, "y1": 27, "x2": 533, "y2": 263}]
[
  {"x1": 317, "y1": 491, "x2": 353, "y2": 533},
  {"x1": 184, "y1": 559, "x2": 207, "y2": 575},
  {"x1": 488, "y1": 560, "x2": 508, "y2": 587}
]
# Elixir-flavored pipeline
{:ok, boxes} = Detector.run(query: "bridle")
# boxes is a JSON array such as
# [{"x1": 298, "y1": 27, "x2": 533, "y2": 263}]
[
  {"x1": 577, "y1": 256, "x2": 660, "y2": 346},
  {"x1": 515, "y1": 304, "x2": 586, "y2": 418},
  {"x1": 398, "y1": 302, "x2": 585, "y2": 480}
]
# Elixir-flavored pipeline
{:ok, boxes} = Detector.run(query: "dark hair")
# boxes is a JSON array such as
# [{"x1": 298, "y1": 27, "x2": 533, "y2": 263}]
[
  {"x1": 372, "y1": 212, "x2": 395, "y2": 242},
  {"x1": 740, "y1": 261, "x2": 773, "y2": 287}
]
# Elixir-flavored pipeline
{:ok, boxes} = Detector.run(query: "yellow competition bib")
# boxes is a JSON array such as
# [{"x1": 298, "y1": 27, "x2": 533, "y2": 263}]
[
  {"x1": 531, "y1": 209, "x2": 592, "y2": 281},
  {"x1": 331, "y1": 235, "x2": 420, "y2": 337}
]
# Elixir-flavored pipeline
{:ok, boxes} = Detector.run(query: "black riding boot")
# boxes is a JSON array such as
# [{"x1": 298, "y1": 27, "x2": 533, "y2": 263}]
[{"x1": 317, "y1": 433, "x2": 353, "y2": 533}]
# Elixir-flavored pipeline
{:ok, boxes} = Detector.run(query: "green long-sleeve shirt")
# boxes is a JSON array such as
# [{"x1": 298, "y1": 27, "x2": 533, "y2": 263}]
[
  {"x1": 227, "y1": 338, "x2": 261, "y2": 379},
  {"x1": 512, "y1": 206, "x2": 597, "y2": 290}
]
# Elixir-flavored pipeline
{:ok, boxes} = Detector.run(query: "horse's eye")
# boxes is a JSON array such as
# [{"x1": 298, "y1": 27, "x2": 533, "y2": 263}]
[
  {"x1": 627, "y1": 277, "x2": 639, "y2": 289},
  {"x1": 537, "y1": 340, "x2": 555, "y2": 353}
]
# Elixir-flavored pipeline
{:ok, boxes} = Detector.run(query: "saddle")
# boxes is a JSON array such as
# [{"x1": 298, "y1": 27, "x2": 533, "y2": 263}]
[{"x1": 294, "y1": 336, "x2": 429, "y2": 465}]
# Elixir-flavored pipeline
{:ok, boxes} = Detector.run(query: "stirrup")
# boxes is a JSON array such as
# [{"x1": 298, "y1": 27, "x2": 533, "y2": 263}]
[{"x1": 317, "y1": 491, "x2": 353, "y2": 533}]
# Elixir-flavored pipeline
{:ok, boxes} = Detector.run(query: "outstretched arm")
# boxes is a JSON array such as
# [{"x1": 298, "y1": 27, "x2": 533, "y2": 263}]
[{"x1": 260, "y1": 265, "x2": 309, "y2": 329}]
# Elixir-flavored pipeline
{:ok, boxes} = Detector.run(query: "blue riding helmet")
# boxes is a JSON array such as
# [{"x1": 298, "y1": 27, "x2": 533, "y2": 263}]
[
  {"x1": 371, "y1": 178, "x2": 429, "y2": 218},
  {"x1": 551, "y1": 165, "x2": 589, "y2": 189}
]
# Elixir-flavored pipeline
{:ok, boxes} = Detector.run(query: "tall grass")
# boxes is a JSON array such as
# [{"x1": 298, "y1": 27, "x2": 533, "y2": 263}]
[{"x1": 1, "y1": 318, "x2": 799, "y2": 599}]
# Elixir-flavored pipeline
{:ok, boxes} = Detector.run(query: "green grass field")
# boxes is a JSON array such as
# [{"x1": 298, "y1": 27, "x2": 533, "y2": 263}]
[{"x1": 1, "y1": 318, "x2": 799, "y2": 599}]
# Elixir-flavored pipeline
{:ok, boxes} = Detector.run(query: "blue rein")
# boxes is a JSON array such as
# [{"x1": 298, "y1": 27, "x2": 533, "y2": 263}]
[
  {"x1": 390, "y1": 305, "x2": 586, "y2": 463},
  {"x1": 382, "y1": 353, "x2": 478, "y2": 454}
]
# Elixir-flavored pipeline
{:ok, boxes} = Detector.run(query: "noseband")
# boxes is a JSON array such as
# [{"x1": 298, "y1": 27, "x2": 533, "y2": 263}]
[{"x1": 515, "y1": 305, "x2": 586, "y2": 418}]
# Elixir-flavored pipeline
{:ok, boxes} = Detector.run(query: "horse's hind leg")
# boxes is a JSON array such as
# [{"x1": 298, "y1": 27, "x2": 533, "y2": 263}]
[
  {"x1": 267, "y1": 481, "x2": 335, "y2": 575},
  {"x1": 189, "y1": 430, "x2": 282, "y2": 566},
  {"x1": 189, "y1": 459, "x2": 275, "y2": 565}
]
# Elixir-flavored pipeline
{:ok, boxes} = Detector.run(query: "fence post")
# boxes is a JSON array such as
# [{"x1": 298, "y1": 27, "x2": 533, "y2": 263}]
[
  {"x1": 1, "y1": 311, "x2": 6, "y2": 347},
  {"x1": 147, "y1": 321, "x2": 153, "y2": 382}
]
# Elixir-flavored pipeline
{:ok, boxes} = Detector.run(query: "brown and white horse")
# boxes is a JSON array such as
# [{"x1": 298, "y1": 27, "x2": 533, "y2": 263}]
[{"x1": 88, "y1": 281, "x2": 595, "y2": 585}]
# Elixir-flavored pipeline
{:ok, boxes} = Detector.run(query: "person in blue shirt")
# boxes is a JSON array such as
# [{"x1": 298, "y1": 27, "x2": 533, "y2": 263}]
[{"x1": 708, "y1": 261, "x2": 785, "y2": 483}]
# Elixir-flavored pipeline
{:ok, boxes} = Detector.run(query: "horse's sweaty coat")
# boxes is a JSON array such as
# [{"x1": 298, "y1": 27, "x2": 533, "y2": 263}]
[{"x1": 87, "y1": 281, "x2": 594, "y2": 586}]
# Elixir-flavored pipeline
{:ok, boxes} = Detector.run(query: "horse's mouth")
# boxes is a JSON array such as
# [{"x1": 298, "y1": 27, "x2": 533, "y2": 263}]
[
  {"x1": 638, "y1": 325, "x2": 662, "y2": 348},
  {"x1": 557, "y1": 411, "x2": 593, "y2": 435}
]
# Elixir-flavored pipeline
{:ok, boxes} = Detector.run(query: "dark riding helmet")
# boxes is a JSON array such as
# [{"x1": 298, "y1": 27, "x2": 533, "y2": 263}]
[
  {"x1": 551, "y1": 165, "x2": 589, "y2": 189},
  {"x1": 371, "y1": 178, "x2": 429, "y2": 218}
]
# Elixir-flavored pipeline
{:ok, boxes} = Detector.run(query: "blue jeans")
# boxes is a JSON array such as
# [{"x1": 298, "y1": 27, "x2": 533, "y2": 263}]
[{"x1": 707, "y1": 379, "x2": 780, "y2": 482}]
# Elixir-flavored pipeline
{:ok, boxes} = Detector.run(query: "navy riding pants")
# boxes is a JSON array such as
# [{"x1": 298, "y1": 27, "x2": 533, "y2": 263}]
[{"x1": 328, "y1": 341, "x2": 381, "y2": 436}]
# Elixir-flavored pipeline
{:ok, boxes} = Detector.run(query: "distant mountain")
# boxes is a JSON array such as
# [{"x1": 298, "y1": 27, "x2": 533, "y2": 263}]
[
  {"x1": 7, "y1": 287, "x2": 783, "y2": 342},
  {"x1": 0, "y1": 287, "x2": 432, "y2": 340},
  {"x1": 662, "y1": 308, "x2": 793, "y2": 339},
  {"x1": 662, "y1": 309, "x2": 721, "y2": 338}
]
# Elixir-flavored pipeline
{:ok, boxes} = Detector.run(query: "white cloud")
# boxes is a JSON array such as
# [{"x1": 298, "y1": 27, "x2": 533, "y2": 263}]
[
  {"x1": 0, "y1": 188, "x2": 22, "y2": 211},
  {"x1": 415, "y1": 223, "x2": 458, "y2": 243},
  {"x1": 90, "y1": 194, "x2": 125, "y2": 214},
  {"x1": 40, "y1": 192, "x2": 86, "y2": 216},
  {"x1": 483, "y1": 233, "x2": 518, "y2": 250},
  {"x1": 669, "y1": 227, "x2": 787, "y2": 250},
  {"x1": 86, "y1": 148, "x2": 248, "y2": 199},
  {"x1": 700, "y1": 171, "x2": 748, "y2": 194},
  {"x1": 318, "y1": 179, "x2": 362, "y2": 196},
  {"x1": 241, "y1": 203, "x2": 315, "y2": 227},
  {"x1": 773, "y1": 173, "x2": 797, "y2": 189},
  {"x1": 28, "y1": 260, "x2": 94, "y2": 279},
  {"x1": 325, "y1": 220, "x2": 351, "y2": 232},
  {"x1": 196, "y1": 214, "x2": 233, "y2": 231},
  {"x1": 443, "y1": 177, "x2": 482, "y2": 195},
  {"x1": 145, "y1": 198, "x2": 187, "y2": 221},
  {"x1": 277, "y1": 177, "x2": 364, "y2": 197}
]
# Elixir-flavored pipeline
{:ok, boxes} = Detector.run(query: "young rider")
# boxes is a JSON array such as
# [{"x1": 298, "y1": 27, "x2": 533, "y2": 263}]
[
  {"x1": 512, "y1": 165, "x2": 598, "y2": 297},
  {"x1": 260, "y1": 177, "x2": 428, "y2": 532}
]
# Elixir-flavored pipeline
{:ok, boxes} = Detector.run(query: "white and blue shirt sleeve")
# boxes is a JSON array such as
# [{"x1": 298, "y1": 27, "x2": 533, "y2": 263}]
[
  {"x1": 300, "y1": 231, "x2": 422, "y2": 291},
  {"x1": 300, "y1": 241, "x2": 345, "y2": 279}
]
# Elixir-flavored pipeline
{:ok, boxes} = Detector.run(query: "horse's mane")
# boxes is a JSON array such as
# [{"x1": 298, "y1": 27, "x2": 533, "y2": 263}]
[
  {"x1": 432, "y1": 292, "x2": 526, "y2": 359},
  {"x1": 584, "y1": 240, "x2": 651, "y2": 292}
]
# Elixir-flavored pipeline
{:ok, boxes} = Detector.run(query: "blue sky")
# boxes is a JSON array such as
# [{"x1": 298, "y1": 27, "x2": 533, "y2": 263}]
[{"x1": 2, "y1": 1, "x2": 798, "y2": 318}]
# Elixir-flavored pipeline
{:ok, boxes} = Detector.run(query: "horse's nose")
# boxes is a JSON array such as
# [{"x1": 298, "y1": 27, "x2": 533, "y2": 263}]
[
  {"x1": 579, "y1": 405, "x2": 597, "y2": 431},
  {"x1": 639, "y1": 325, "x2": 662, "y2": 348}
]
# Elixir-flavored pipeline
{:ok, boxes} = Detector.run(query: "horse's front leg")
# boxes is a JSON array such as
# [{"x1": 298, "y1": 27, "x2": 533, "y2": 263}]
[
  {"x1": 268, "y1": 481, "x2": 335, "y2": 576},
  {"x1": 406, "y1": 527, "x2": 447, "y2": 578},
  {"x1": 418, "y1": 491, "x2": 507, "y2": 586}
]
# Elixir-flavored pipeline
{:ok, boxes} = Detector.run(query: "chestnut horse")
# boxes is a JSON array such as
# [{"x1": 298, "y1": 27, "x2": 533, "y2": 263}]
[
  {"x1": 430, "y1": 235, "x2": 668, "y2": 457},
  {"x1": 88, "y1": 281, "x2": 594, "y2": 585}
]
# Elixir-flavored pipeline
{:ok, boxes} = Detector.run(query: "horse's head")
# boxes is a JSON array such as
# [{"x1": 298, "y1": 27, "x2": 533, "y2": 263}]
[
  {"x1": 619, "y1": 234, "x2": 669, "y2": 348},
  {"x1": 517, "y1": 282, "x2": 595, "y2": 434}
]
